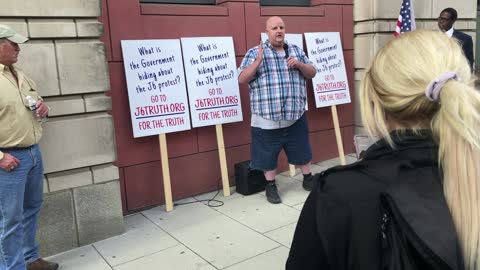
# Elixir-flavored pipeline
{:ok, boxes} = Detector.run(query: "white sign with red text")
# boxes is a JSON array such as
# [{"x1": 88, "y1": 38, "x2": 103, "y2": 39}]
[
  {"x1": 181, "y1": 37, "x2": 243, "y2": 128},
  {"x1": 121, "y1": 39, "x2": 191, "y2": 137},
  {"x1": 304, "y1": 32, "x2": 351, "y2": 108}
]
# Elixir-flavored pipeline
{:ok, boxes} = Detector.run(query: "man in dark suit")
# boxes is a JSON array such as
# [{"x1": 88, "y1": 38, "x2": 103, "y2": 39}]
[{"x1": 438, "y1": 7, "x2": 474, "y2": 71}]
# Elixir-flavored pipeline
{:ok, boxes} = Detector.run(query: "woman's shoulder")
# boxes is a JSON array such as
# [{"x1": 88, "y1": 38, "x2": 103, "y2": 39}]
[
  {"x1": 315, "y1": 160, "x2": 385, "y2": 187},
  {"x1": 313, "y1": 158, "x2": 420, "y2": 201}
]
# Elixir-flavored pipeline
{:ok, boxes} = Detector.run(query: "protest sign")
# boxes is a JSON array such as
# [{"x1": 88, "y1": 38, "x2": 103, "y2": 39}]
[
  {"x1": 121, "y1": 39, "x2": 191, "y2": 138},
  {"x1": 304, "y1": 32, "x2": 351, "y2": 108},
  {"x1": 181, "y1": 37, "x2": 243, "y2": 128}
]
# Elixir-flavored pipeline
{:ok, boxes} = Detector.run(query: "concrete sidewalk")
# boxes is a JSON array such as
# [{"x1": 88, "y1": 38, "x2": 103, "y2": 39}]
[{"x1": 48, "y1": 155, "x2": 357, "y2": 270}]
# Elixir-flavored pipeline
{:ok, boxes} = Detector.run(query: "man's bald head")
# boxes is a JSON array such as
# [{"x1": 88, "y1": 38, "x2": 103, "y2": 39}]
[
  {"x1": 266, "y1": 16, "x2": 283, "y2": 29},
  {"x1": 265, "y1": 16, "x2": 285, "y2": 49}
]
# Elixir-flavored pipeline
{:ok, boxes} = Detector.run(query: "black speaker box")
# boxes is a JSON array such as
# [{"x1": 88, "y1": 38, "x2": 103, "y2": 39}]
[{"x1": 234, "y1": 160, "x2": 266, "y2": 195}]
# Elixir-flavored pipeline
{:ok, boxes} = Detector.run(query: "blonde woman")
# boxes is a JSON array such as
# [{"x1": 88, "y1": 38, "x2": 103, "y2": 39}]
[{"x1": 287, "y1": 30, "x2": 479, "y2": 270}]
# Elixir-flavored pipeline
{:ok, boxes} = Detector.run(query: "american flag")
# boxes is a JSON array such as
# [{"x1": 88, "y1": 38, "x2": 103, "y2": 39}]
[{"x1": 394, "y1": 0, "x2": 416, "y2": 36}]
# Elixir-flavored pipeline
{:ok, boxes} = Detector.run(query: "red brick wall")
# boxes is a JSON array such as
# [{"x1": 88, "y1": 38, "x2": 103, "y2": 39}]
[{"x1": 100, "y1": 0, "x2": 354, "y2": 213}]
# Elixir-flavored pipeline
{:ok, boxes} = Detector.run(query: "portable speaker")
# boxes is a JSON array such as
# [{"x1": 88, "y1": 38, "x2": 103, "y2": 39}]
[{"x1": 234, "y1": 160, "x2": 266, "y2": 195}]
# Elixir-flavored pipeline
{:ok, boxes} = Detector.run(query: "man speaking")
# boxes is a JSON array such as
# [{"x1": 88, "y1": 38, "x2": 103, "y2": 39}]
[{"x1": 238, "y1": 16, "x2": 317, "y2": 204}]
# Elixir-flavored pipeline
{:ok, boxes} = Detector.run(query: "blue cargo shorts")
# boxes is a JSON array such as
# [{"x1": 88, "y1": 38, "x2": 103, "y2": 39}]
[{"x1": 250, "y1": 113, "x2": 312, "y2": 171}]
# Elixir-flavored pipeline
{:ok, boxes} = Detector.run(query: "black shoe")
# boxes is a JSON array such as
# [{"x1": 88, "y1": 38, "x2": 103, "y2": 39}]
[
  {"x1": 265, "y1": 182, "x2": 281, "y2": 204},
  {"x1": 302, "y1": 175, "x2": 315, "y2": 191},
  {"x1": 27, "y1": 258, "x2": 59, "y2": 270}
]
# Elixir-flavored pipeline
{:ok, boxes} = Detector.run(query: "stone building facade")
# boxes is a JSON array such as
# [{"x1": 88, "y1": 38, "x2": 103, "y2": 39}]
[{"x1": 0, "y1": 0, "x2": 124, "y2": 256}]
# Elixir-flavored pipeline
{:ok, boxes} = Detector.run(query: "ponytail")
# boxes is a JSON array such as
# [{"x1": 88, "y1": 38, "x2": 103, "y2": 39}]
[
  {"x1": 360, "y1": 30, "x2": 480, "y2": 269},
  {"x1": 433, "y1": 80, "x2": 480, "y2": 269}
]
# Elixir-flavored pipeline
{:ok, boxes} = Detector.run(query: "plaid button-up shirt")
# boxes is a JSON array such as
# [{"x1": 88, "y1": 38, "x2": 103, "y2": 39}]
[{"x1": 238, "y1": 41, "x2": 312, "y2": 121}]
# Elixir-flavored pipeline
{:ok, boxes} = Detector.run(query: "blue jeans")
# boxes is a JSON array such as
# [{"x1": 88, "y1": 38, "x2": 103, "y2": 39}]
[{"x1": 0, "y1": 145, "x2": 43, "y2": 270}]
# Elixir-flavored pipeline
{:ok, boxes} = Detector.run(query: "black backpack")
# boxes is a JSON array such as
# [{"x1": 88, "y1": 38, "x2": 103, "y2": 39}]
[{"x1": 379, "y1": 182, "x2": 464, "y2": 270}]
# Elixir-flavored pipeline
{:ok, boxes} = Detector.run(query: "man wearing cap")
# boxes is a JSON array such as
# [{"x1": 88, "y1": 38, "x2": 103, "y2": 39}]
[{"x1": 0, "y1": 24, "x2": 58, "y2": 270}]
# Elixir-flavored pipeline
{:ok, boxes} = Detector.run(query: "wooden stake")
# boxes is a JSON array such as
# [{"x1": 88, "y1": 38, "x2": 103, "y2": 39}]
[
  {"x1": 159, "y1": 134, "x2": 173, "y2": 211},
  {"x1": 331, "y1": 105, "x2": 346, "y2": 165},
  {"x1": 215, "y1": 124, "x2": 231, "y2": 196},
  {"x1": 289, "y1": 164, "x2": 296, "y2": 177}
]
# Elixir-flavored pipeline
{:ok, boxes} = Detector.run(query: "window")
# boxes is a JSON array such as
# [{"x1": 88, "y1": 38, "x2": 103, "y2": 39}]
[
  {"x1": 260, "y1": 0, "x2": 309, "y2": 6},
  {"x1": 140, "y1": 0, "x2": 214, "y2": 4}
]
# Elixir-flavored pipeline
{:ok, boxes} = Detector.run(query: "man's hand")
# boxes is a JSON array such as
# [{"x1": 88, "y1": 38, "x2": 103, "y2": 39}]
[
  {"x1": 256, "y1": 40, "x2": 264, "y2": 64},
  {"x1": 286, "y1": 57, "x2": 301, "y2": 69},
  {"x1": 238, "y1": 41, "x2": 264, "y2": 84},
  {"x1": 287, "y1": 57, "x2": 317, "y2": 79},
  {"x1": 35, "y1": 100, "x2": 49, "y2": 118},
  {"x1": 0, "y1": 153, "x2": 20, "y2": 172}
]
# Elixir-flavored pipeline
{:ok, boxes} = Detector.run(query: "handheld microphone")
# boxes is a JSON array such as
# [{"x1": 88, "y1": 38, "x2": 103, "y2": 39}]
[{"x1": 283, "y1": 43, "x2": 289, "y2": 59}]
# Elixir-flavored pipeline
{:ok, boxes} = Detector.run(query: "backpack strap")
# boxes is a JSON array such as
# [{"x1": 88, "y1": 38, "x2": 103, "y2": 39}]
[{"x1": 381, "y1": 166, "x2": 464, "y2": 270}]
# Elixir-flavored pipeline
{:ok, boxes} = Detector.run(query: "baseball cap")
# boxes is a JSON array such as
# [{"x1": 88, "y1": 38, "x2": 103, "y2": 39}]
[{"x1": 0, "y1": 24, "x2": 28, "y2": 44}]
